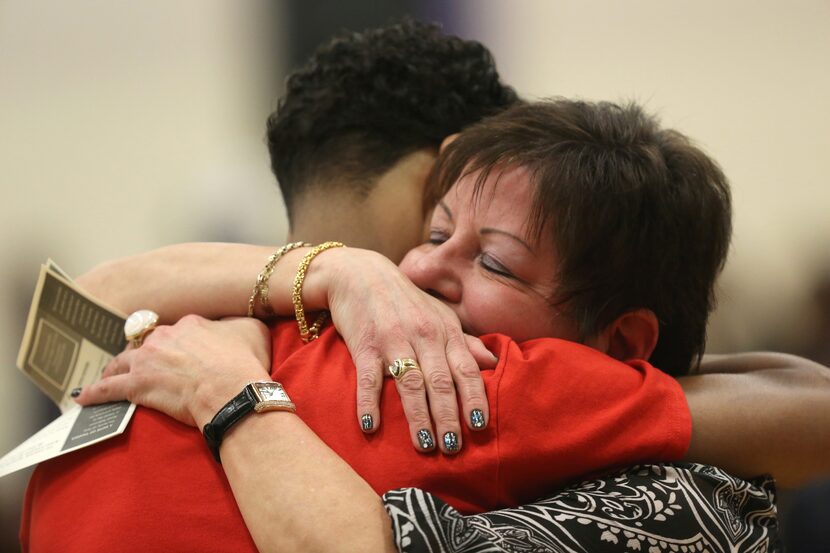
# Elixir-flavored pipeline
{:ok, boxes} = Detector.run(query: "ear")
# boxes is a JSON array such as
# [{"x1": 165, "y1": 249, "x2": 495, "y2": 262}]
[
  {"x1": 590, "y1": 309, "x2": 659, "y2": 362},
  {"x1": 440, "y1": 133, "x2": 460, "y2": 153}
]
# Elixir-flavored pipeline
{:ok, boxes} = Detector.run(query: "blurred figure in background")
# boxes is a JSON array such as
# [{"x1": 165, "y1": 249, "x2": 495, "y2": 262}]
[
  {"x1": 800, "y1": 270, "x2": 830, "y2": 366},
  {"x1": 782, "y1": 269, "x2": 830, "y2": 552}
]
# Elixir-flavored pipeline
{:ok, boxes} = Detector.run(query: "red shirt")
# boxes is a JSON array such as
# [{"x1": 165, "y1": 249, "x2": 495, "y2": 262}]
[{"x1": 21, "y1": 323, "x2": 690, "y2": 552}]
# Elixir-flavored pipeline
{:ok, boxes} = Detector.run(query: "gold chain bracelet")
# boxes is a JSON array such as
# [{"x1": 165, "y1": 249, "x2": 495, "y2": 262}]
[
  {"x1": 292, "y1": 241, "x2": 345, "y2": 341},
  {"x1": 247, "y1": 242, "x2": 310, "y2": 317}
]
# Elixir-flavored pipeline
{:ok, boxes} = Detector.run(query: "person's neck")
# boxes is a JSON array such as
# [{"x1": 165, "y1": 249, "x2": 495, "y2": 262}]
[
  {"x1": 286, "y1": 149, "x2": 435, "y2": 262},
  {"x1": 287, "y1": 222, "x2": 372, "y2": 251},
  {"x1": 288, "y1": 195, "x2": 381, "y2": 255}
]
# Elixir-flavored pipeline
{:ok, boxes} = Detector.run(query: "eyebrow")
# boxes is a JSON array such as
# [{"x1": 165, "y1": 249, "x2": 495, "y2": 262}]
[
  {"x1": 481, "y1": 228, "x2": 534, "y2": 253},
  {"x1": 438, "y1": 201, "x2": 453, "y2": 221},
  {"x1": 438, "y1": 201, "x2": 534, "y2": 253}
]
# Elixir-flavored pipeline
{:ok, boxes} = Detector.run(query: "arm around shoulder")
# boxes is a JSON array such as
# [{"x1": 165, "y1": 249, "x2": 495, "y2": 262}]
[
  {"x1": 680, "y1": 352, "x2": 830, "y2": 487},
  {"x1": 75, "y1": 242, "x2": 280, "y2": 321}
]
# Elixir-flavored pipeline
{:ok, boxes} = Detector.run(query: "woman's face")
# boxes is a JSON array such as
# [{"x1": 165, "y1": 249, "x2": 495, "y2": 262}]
[{"x1": 399, "y1": 167, "x2": 579, "y2": 342}]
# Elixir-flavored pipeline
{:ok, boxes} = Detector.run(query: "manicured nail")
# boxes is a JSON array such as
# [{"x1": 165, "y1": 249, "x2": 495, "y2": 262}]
[
  {"x1": 490, "y1": 351, "x2": 499, "y2": 361},
  {"x1": 471, "y1": 409, "x2": 485, "y2": 429},
  {"x1": 361, "y1": 414, "x2": 374, "y2": 432},
  {"x1": 417, "y1": 429, "x2": 434, "y2": 450},
  {"x1": 443, "y1": 431, "x2": 459, "y2": 452},
  {"x1": 70, "y1": 387, "x2": 82, "y2": 398}
]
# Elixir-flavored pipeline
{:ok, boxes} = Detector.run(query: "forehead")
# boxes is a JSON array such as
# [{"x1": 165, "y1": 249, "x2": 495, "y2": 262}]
[{"x1": 444, "y1": 166, "x2": 536, "y2": 227}]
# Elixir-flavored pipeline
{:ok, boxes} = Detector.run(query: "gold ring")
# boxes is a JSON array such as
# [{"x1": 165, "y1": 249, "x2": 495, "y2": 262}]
[
  {"x1": 124, "y1": 309, "x2": 159, "y2": 347},
  {"x1": 388, "y1": 358, "x2": 421, "y2": 380}
]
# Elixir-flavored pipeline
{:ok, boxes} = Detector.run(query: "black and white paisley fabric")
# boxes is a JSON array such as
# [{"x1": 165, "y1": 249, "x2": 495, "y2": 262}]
[{"x1": 383, "y1": 463, "x2": 780, "y2": 553}]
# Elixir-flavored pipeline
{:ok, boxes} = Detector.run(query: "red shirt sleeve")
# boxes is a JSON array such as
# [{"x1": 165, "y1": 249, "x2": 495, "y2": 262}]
[{"x1": 484, "y1": 335, "x2": 691, "y2": 506}]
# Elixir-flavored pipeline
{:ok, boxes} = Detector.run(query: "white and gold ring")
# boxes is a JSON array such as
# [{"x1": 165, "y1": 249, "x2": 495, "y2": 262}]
[{"x1": 124, "y1": 309, "x2": 159, "y2": 347}]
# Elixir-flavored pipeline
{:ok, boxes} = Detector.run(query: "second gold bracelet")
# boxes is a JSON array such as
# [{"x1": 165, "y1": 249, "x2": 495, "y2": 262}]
[
  {"x1": 292, "y1": 241, "x2": 345, "y2": 342},
  {"x1": 247, "y1": 241, "x2": 310, "y2": 317}
]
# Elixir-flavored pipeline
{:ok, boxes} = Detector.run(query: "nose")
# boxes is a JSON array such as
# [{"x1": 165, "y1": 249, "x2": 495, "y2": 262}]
[{"x1": 400, "y1": 244, "x2": 463, "y2": 305}]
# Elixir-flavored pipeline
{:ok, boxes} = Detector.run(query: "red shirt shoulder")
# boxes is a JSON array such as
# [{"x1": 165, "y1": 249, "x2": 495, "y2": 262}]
[
  {"x1": 487, "y1": 335, "x2": 691, "y2": 505},
  {"x1": 272, "y1": 324, "x2": 691, "y2": 512}
]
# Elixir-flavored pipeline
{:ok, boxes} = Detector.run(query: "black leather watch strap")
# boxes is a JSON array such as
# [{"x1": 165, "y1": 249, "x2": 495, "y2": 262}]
[{"x1": 203, "y1": 385, "x2": 257, "y2": 463}]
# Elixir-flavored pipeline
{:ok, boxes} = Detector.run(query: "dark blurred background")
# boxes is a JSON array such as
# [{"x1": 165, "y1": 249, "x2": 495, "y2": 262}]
[{"x1": 1, "y1": 0, "x2": 828, "y2": 550}]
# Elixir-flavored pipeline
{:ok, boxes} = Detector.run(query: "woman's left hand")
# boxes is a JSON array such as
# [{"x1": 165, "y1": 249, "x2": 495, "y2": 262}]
[
  {"x1": 315, "y1": 248, "x2": 495, "y2": 453},
  {"x1": 74, "y1": 315, "x2": 273, "y2": 429}
]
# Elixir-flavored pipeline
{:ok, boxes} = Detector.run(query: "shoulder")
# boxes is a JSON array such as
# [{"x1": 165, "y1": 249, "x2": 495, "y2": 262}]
[{"x1": 383, "y1": 463, "x2": 780, "y2": 552}]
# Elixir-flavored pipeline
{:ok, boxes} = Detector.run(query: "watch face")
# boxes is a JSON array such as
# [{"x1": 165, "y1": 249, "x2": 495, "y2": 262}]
[{"x1": 252, "y1": 382, "x2": 289, "y2": 402}]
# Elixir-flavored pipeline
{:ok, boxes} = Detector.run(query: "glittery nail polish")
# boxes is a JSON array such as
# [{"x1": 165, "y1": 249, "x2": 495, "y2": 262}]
[
  {"x1": 70, "y1": 387, "x2": 82, "y2": 398},
  {"x1": 470, "y1": 409, "x2": 485, "y2": 429},
  {"x1": 361, "y1": 414, "x2": 374, "y2": 432},
  {"x1": 443, "y1": 431, "x2": 459, "y2": 452},
  {"x1": 417, "y1": 429, "x2": 434, "y2": 450}
]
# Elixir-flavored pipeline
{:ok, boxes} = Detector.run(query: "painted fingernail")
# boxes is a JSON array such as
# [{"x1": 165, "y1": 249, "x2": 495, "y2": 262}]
[
  {"x1": 417, "y1": 429, "x2": 435, "y2": 450},
  {"x1": 443, "y1": 431, "x2": 459, "y2": 452},
  {"x1": 471, "y1": 409, "x2": 485, "y2": 429},
  {"x1": 70, "y1": 387, "x2": 82, "y2": 398},
  {"x1": 361, "y1": 414, "x2": 374, "y2": 432}
]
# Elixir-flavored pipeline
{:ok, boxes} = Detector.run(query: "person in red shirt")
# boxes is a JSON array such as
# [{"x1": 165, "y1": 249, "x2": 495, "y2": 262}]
[{"x1": 22, "y1": 100, "x2": 828, "y2": 553}]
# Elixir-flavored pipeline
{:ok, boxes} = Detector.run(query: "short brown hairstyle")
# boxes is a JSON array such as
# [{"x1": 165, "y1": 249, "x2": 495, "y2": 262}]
[{"x1": 427, "y1": 99, "x2": 732, "y2": 375}]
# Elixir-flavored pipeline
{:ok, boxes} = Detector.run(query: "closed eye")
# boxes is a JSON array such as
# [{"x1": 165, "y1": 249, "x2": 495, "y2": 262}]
[
  {"x1": 428, "y1": 229, "x2": 449, "y2": 245},
  {"x1": 480, "y1": 253, "x2": 515, "y2": 279}
]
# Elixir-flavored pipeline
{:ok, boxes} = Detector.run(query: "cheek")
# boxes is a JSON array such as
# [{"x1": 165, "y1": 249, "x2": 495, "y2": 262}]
[
  {"x1": 538, "y1": 313, "x2": 581, "y2": 342},
  {"x1": 463, "y1": 284, "x2": 578, "y2": 343},
  {"x1": 460, "y1": 285, "x2": 537, "y2": 341}
]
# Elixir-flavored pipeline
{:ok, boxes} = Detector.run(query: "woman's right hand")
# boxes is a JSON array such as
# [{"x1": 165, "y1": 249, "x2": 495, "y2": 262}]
[
  {"x1": 310, "y1": 247, "x2": 497, "y2": 454},
  {"x1": 75, "y1": 316, "x2": 273, "y2": 429}
]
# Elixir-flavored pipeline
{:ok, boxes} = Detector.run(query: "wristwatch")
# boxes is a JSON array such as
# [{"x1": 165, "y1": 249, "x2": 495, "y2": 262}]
[{"x1": 202, "y1": 381, "x2": 295, "y2": 463}]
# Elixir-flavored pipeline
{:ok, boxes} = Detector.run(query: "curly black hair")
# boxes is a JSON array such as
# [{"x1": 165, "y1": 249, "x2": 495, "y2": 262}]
[{"x1": 266, "y1": 18, "x2": 518, "y2": 218}]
